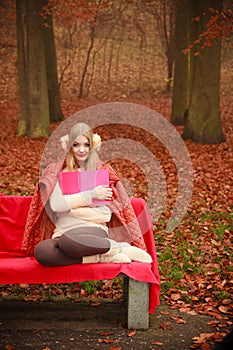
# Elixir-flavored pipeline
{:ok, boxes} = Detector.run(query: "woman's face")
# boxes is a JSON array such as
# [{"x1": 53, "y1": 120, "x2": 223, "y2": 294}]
[{"x1": 72, "y1": 134, "x2": 90, "y2": 166}]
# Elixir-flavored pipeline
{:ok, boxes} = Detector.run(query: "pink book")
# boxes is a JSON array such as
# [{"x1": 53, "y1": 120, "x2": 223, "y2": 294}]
[{"x1": 58, "y1": 169, "x2": 110, "y2": 206}]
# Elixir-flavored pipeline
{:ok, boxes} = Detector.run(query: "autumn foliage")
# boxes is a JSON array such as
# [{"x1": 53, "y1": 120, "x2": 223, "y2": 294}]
[
  {"x1": 0, "y1": 1, "x2": 233, "y2": 349},
  {"x1": 183, "y1": 7, "x2": 233, "y2": 55}
]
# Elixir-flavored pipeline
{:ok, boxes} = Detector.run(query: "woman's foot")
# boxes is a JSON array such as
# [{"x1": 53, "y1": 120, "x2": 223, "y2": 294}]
[
  {"x1": 109, "y1": 253, "x2": 131, "y2": 263},
  {"x1": 121, "y1": 245, "x2": 152, "y2": 263}
]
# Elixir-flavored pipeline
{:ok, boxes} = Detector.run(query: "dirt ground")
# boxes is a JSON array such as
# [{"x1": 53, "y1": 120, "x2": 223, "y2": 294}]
[{"x1": 0, "y1": 298, "x2": 230, "y2": 350}]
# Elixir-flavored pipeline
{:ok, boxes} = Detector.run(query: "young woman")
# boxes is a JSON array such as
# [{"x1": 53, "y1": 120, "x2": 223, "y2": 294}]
[{"x1": 22, "y1": 123, "x2": 152, "y2": 266}]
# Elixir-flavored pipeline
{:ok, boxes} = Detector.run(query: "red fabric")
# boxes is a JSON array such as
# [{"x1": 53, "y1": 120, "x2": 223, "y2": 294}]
[
  {"x1": 0, "y1": 196, "x2": 32, "y2": 257},
  {"x1": 21, "y1": 161, "x2": 147, "y2": 256},
  {"x1": 0, "y1": 195, "x2": 160, "y2": 314}
]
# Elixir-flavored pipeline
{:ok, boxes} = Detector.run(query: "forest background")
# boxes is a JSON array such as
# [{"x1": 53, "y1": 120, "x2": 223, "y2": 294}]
[{"x1": 0, "y1": 1, "x2": 232, "y2": 348}]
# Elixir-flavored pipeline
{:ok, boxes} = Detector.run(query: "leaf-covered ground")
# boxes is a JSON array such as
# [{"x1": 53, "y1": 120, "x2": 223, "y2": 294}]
[
  {"x1": 0, "y1": 95, "x2": 232, "y2": 349},
  {"x1": 0, "y1": 5, "x2": 232, "y2": 348}
]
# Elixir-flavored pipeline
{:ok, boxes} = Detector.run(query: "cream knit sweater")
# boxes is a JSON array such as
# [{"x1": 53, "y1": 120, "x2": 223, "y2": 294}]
[{"x1": 50, "y1": 181, "x2": 112, "y2": 239}]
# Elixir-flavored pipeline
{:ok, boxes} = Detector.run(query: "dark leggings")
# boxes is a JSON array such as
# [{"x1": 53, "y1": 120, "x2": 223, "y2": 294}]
[{"x1": 34, "y1": 227, "x2": 110, "y2": 266}]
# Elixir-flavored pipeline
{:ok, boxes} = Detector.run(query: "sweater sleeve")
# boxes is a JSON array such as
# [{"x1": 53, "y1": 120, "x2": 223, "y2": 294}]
[{"x1": 50, "y1": 181, "x2": 92, "y2": 212}]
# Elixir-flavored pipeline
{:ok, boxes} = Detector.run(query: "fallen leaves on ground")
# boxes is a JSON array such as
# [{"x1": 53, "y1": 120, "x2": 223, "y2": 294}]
[
  {"x1": 0, "y1": 95, "x2": 232, "y2": 350},
  {"x1": 170, "y1": 315, "x2": 186, "y2": 324},
  {"x1": 160, "y1": 321, "x2": 173, "y2": 330},
  {"x1": 5, "y1": 345, "x2": 14, "y2": 350},
  {"x1": 98, "y1": 338, "x2": 120, "y2": 344},
  {"x1": 127, "y1": 330, "x2": 136, "y2": 337},
  {"x1": 190, "y1": 330, "x2": 230, "y2": 349}
]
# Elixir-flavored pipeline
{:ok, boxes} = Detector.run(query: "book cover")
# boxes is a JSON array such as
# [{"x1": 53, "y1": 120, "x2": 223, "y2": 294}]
[{"x1": 58, "y1": 169, "x2": 110, "y2": 206}]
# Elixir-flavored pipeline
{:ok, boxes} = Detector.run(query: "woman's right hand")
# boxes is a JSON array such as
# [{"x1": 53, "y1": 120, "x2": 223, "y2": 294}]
[{"x1": 91, "y1": 186, "x2": 113, "y2": 201}]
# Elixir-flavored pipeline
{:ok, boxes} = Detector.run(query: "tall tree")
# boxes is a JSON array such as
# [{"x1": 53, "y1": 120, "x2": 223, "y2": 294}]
[
  {"x1": 182, "y1": 0, "x2": 225, "y2": 143},
  {"x1": 43, "y1": 7, "x2": 64, "y2": 122},
  {"x1": 16, "y1": 0, "x2": 63, "y2": 138},
  {"x1": 139, "y1": 0, "x2": 175, "y2": 92},
  {"x1": 171, "y1": 0, "x2": 194, "y2": 125},
  {"x1": 171, "y1": 0, "x2": 225, "y2": 144}
]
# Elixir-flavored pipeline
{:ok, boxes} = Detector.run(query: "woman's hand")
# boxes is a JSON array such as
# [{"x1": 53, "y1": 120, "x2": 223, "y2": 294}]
[{"x1": 91, "y1": 186, "x2": 113, "y2": 201}]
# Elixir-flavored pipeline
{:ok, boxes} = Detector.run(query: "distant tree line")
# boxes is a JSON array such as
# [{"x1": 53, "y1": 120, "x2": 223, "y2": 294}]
[{"x1": 13, "y1": 0, "x2": 232, "y2": 142}]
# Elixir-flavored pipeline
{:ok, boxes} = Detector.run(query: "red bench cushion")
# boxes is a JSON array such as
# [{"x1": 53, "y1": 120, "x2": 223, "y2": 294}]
[{"x1": 0, "y1": 195, "x2": 160, "y2": 313}]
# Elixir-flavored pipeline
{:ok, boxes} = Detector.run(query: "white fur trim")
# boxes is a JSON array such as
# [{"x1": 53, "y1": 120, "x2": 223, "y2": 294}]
[
  {"x1": 60, "y1": 134, "x2": 69, "y2": 151},
  {"x1": 92, "y1": 133, "x2": 101, "y2": 152}
]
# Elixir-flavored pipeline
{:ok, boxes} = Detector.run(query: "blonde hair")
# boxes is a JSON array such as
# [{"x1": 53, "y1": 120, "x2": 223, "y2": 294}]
[{"x1": 66, "y1": 122, "x2": 100, "y2": 171}]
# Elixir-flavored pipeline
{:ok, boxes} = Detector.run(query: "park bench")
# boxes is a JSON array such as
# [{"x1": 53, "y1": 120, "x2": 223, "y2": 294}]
[{"x1": 0, "y1": 195, "x2": 160, "y2": 329}]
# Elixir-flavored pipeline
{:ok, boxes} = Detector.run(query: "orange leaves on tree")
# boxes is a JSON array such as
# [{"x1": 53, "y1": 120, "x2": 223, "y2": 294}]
[
  {"x1": 183, "y1": 8, "x2": 233, "y2": 55},
  {"x1": 44, "y1": 0, "x2": 109, "y2": 26},
  {"x1": 192, "y1": 16, "x2": 200, "y2": 22}
]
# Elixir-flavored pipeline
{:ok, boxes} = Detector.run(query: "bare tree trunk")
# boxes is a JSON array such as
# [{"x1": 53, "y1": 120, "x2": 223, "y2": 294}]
[
  {"x1": 42, "y1": 6, "x2": 63, "y2": 122},
  {"x1": 16, "y1": 0, "x2": 50, "y2": 138},
  {"x1": 171, "y1": 0, "x2": 192, "y2": 125},
  {"x1": 85, "y1": 49, "x2": 97, "y2": 97},
  {"x1": 107, "y1": 39, "x2": 114, "y2": 85},
  {"x1": 78, "y1": 0, "x2": 104, "y2": 98},
  {"x1": 182, "y1": 0, "x2": 225, "y2": 143},
  {"x1": 79, "y1": 24, "x2": 95, "y2": 98},
  {"x1": 115, "y1": 25, "x2": 124, "y2": 81},
  {"x1": 151, "y1": 0, "x2": 175, "y2": 92},
  {"x1": 166, "y1": 2, "x2": 175, "y2": 91},
  {"x1": 58, "y1": 24, "x2": 78, "y2": 92}
]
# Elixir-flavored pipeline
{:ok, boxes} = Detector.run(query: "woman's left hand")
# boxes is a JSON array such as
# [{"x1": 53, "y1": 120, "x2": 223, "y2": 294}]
[{"x1": 91, "y1": 186, "x2": 113, "y2": 201}]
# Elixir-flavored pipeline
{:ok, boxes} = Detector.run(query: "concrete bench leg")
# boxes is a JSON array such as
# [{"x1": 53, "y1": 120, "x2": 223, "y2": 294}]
[{"x1": 127, "y1": 277, "x2": 149, "y2": 329}]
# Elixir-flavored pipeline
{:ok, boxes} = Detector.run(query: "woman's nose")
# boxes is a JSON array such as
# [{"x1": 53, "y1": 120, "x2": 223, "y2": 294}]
[{"x1": 79, "y1": 145, "x2": 85, "y2": 152}]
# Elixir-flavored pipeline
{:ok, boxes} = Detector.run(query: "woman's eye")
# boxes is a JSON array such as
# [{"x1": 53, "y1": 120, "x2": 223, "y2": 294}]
[{"x1": 73, "y1": 143, "x2": 90, "y2": 147}]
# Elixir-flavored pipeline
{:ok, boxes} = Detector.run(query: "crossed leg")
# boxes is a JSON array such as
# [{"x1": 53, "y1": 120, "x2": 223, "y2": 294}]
[{"x1": 34, "y1": 227, "x2": 110, "y2": 266}]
